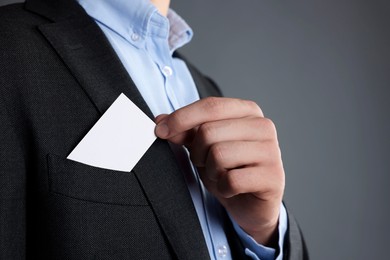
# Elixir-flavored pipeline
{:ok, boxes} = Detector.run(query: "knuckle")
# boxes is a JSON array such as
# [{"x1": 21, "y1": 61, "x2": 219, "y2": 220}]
[
  {"x1": 198, "y1": 123, "x2": 215, "y2": 143},
  {"x1": 264, "y1": 142, "x2": 282, "y2": 163},
  {"x1": 267, "y1": 164, "x2": 285, "y2": 193},
  {"x1": 209, "y1": 144, "x2": 225, "y2": 164},
  {"x1": 273, "y1": 166, "x2": 286, "y2": 194},
  {"x1": 276, "y1": 146, "x2": 282, "y2": 159},
  {"x1": 227, "y1": 174, "x2": 241, "y2": 194},
  {"x1": 273, "y1": 147, "x2": 282, "y2": 162},
  {"x1": 252, "y1": 117, "x2": 264, "y2": 129},
  {"x1": 247, "y1": 99, "x2": 258, "y2": 109},
  {"x1": 263, "y1": 118, "x2": 277, "y2": 136},
  {"x1": 245, "y1": 99, "x2": 263, "y2": 116},
  {"x1": 171, "y1": 110, "x2": 187, "y2": 128},
  {"x1": 203, "y1": 97, "x2": 224, "y2": 115},
  {"x1": 270, "y1": 143, "x2": 281, "y2": 157},
  {"x1": 224, "y1": 173, "x2": 241, "y2": 195}
]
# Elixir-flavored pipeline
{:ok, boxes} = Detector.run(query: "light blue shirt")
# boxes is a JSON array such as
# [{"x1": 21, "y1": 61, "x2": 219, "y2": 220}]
[{"x1": 77, "y1": 0, "x2": 287, "y2": 259}]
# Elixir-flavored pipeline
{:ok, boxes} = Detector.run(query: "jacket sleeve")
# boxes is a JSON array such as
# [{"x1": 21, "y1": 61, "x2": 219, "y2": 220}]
[
  {"x1": 0, "y1": 96, "x2": 27, "y2": 259},
  {"x1": 283, "y1": 207, "x2": 309, "y2": 260},
  {"x1": 176, "y1": 51, "x2": 309, "y2": 260}
]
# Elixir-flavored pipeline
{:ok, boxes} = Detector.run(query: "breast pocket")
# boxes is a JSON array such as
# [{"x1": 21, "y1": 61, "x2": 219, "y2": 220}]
[{"x1": 47, "y1": 153, "x2": 149, "y2": 206}]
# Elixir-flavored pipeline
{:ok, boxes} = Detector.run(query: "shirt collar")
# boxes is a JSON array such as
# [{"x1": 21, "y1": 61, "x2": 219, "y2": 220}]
[
  {"x1": 167, "y1": 9, "x2": 193, "y2": 51},
  {"x1": 77, "y1": 0, "x2": 193, "y2": 52}
]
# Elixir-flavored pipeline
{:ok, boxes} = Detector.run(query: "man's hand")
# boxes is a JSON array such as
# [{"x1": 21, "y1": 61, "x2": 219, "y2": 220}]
[{"x1": 155, "y1": 97, "x2": 285, "y2": 246}]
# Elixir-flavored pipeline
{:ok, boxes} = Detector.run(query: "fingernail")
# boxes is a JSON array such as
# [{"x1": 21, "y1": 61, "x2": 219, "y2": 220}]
[{"x1": 155, "y1": 123, "x2": 169, "y2": 138}]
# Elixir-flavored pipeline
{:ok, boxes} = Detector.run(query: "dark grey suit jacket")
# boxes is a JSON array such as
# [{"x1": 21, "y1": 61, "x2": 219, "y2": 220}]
[{"x1": 0, "y1": 0, "x2": 308, "y2": 259}]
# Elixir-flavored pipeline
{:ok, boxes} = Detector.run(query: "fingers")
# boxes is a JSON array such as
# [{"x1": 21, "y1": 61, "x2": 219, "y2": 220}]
[
  {"x1": 216, "y1": 166, "x2": 285, "y2": 199},
  {"x1": 202, "y1": 141, "x2": 281, "y2": 180},
  {"x1": 155, "y1": 114, "x2": 169, "y2": 124},
  {"x1": 155, "y1": 97, "x2": 264, "y2": 140},
  {"x1": 154, "y1": 98, "x2": 284, "y2": 242},
  {"x1": 155, "y1": 114, "x2": 198, "y2": 145},
  {"x1": 152, "y1": 97, "x2": 284, "y2": 203},
  {"x1": 196, "y1": 139, "x2": 283, "y2": 200},
  {"x1": 190, "y1": 117, "x2": 278, "y2": 166}
]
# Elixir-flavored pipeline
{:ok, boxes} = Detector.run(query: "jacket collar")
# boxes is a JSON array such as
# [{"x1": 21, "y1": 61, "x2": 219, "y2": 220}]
[{"x1": 25, "y1": 0, "x2": 81, "y2": 22}]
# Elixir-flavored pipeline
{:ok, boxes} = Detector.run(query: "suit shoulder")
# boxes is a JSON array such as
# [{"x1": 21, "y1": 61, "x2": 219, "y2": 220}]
[
  {"x1": 0, "y1": 3, "x2": 28, "y2": 23},
  {"x1": 0, "y1": 3, "x2": 53, "y2": 99},
  {"x1": 0, "y1": 3, "x2": 49, "y2": 61},
  {"x1": 0, "y1": 3, "x2": 47, "y2": 33}
]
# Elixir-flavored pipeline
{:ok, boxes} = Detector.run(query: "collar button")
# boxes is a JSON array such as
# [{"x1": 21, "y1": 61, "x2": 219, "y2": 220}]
[
  {"x1": 162, "y1": 66, "x2": 173, "y2": 77},
  {"x1": 131, "y1": 33, "x2": 140, "y2": 42}
]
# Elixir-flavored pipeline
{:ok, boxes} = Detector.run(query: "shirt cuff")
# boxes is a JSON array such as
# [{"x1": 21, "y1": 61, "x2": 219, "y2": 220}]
[{"x1": 230, "y1": 203, "x2": 288, "y2": 260}]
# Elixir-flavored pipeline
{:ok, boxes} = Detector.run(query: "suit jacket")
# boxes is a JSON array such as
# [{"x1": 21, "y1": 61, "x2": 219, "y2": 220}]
[{"x1": 0, "y1": 0, "x2": 308, "y2": 259}]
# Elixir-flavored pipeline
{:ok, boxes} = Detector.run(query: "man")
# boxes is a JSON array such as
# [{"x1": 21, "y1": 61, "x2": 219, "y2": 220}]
[{"x1": 0, "y1": 0, "x2": 307, "y2": 259}]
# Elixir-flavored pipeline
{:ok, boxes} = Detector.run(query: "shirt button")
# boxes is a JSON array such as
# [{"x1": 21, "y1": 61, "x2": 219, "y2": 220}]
[
  {"x1": 131, "y1": 33, "x2": 140, "y2": 41},
  {"x1": 217, "y1": 245, "x2": 228, "y2": 257},
  {"x1": 162, "y1": 66, "x2": 173, "y2": 77}
]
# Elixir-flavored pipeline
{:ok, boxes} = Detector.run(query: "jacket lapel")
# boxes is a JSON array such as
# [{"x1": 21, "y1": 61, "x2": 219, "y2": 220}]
[
  {"x1": 25, "y1": 0, "x2": 209, "y2": 259},
  {"x1": 36, "y1": 11, "x2": 151, "y2": 118}
]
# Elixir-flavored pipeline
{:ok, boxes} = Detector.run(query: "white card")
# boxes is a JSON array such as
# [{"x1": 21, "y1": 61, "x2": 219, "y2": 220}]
[{"x1": 67, "y1": 93, "x2": 157, "y2": 172}]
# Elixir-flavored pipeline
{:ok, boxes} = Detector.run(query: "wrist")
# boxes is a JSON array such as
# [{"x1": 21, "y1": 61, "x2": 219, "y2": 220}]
[{"x1": 248, "y1": 218, "x2": 279, "y2": 248}]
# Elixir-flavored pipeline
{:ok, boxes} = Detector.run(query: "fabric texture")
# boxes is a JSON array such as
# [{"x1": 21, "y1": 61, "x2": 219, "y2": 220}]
[{"x1": 0, "y1": 0, "x2": 308, "y2": 259}]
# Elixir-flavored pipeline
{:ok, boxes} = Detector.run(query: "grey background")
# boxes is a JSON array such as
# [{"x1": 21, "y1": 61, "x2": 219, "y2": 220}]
[{"x1": 1, "y1": 0, "x2": 390, "y2": 259}]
